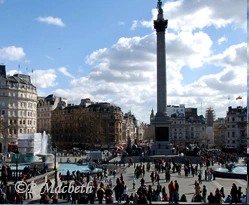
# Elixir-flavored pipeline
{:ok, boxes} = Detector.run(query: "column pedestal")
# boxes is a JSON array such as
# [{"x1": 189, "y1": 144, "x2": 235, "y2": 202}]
[{"x1": 151, "y1": 115, "x2": 174, "y2": 155}]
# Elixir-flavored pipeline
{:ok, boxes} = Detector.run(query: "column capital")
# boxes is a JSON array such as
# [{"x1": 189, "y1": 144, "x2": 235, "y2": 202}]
[{"x1": 154, "y1": 19, "x2": 168, "y2": 32}]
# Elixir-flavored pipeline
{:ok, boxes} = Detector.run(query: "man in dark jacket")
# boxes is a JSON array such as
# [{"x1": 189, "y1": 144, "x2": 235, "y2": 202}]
[{"x1": 114, "y1": 181, "x2": 124, "y2": 203}]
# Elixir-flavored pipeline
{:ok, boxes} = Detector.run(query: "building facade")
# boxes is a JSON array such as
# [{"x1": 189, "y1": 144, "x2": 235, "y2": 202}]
[
  {"x1": 0, "y1": 65, "x2": 37, "y2": 152},
  {"x1": 51, "y1": 100, "x2": 123, "y2": 148},
  {"x1": 122, "y1": 111, "x2": 137, "y2": 145},
  {"x1": 213, "y1": 118, "x2": 226, "y2": 149},
  {"x1": 225, "y1": 106, "x2": 247, "y2": 151},
  {"x1": 167, "y1": 104, "x2": 185, "y2": 118},
  {"x1": 37, "y1": 94, "x2": 67, "y2": 134},
  {"x1": 151, "y1": 105, "x2": 206, "y2": 146}
]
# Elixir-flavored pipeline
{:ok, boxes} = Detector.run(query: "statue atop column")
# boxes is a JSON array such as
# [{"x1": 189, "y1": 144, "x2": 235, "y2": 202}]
[{"x1": 157, "y1": 0, "x2": 164, "y2": 19}]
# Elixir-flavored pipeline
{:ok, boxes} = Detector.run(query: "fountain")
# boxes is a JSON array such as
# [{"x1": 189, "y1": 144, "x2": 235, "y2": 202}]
[
  {"x1": 213, "y1": 164, "x2": 247, "y2": 180},
  {"x1": 30, "y1": 131, "x2": 58, "y2": 170}
]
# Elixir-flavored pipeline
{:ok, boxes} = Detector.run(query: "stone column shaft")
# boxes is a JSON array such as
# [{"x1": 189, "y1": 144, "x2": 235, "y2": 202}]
[{"x1": 157, "y1": 31, "x2": 167, "y2": 116}]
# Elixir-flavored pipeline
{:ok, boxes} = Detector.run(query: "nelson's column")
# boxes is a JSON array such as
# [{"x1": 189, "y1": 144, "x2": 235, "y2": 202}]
[{"x1": 151, "y1": 0, "x2": 173, "y2": 155}]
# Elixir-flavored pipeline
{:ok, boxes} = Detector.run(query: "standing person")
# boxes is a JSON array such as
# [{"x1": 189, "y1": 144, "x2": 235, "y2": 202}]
[
  {"x1": 147, "y1": 185, "x2": 153, "y2": 204},
  {"x1": 214, "y1": 188, "x2": 222, "y2": 204},
  {"x1": 140, "y1": 177, "x2": 145, "y2": 186},
  {"x1": 97, "y1": 185, "x2": 105, "y2": 204},
  {"x1": 194, "y1": 183, "x2": 201, "y2": 196},
  {"x1": 120, "y1": 174, "x2": 124, "y2": 182},
  {"x1": 198, "y1": 171, "x2": 202, "y2": 184},
  {"x1": 114, "y1": 181, "x2": 124, "y2": 203},
  {"x1": 132, "y1": 177, "x2": 136, "y2": 190},
  {"x1": 220, "y1": 187, "x2": 225, "y2": 199},
  {"x1": 174, "y1": 180, "x2": 179, "y2": 203},
  {"x1": 237, "y1": 186, "x2": 243, "y2": 202},
  {"x1": 150, "y1": 172, "x2": 155, "y2": 186},
  {"x1": 108, "y1": 177, "x2": 113, "y2": 187},
  {"x1": 202, "y1": 185, "x2": 207, "y2": 203},
  {"x1": 113, "y1": 170, "x2": 116, "y2": 180},
  {"x1": 123, "y1": 185, "x2": 129, "y2": 202},
  {"x1": 156, "y1": 174, "x2": 160, "y2": 185},
  {"x1": 230, "y1": 183, "x2": 238, "y2": 203},
  {"x1": 168, "y1": 181, "x2": 175, "y2": 203}
]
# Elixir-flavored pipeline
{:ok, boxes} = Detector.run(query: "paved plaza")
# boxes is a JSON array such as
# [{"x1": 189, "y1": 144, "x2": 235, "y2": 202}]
[
  {"x1": 23, "y1": 156, "x2": 247, "y2": 204},
  {"x1": 21, "y1": 157, "x2": 247, "y2": 204},
  {"x1": 119, "y1": 159, "x2": 247, "y2": 203}
]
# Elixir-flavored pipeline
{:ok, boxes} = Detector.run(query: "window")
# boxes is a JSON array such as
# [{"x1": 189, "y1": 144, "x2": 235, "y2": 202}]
[
  {"x1": 232, "y1": 132, "x2": 235, "y2": 138},
  {"x1": 9, "y1": 111, "x2": 12, "y2": 116},
  {"x1": 1, "y1": 110, "x2": 5, "y2": 115},
  {"x1": 1, "y1": 102, "x2": 5, "y2": 107}
]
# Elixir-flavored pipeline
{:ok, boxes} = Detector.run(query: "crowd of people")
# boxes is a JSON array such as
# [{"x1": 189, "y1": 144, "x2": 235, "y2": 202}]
[
  {"x1": 0, "y1": 163, "x2": 51, "y2": 204},
  {"x1": 0, "y1": 149, "x2": 246, "y2": 204}
]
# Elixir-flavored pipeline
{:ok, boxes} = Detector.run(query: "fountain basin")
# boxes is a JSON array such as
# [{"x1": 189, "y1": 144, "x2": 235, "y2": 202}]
[
  {"x1": 30, "y1": 153, "x2": 58, "y2": 170},
  {"x1": 214, "y1": 165, "x2": 247, "y2": 180}
]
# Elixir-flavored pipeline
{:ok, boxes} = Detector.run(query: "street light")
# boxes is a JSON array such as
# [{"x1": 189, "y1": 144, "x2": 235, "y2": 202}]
[
  {"x1": 52, "y1": 144, "x2": 57, "y2": 186},
  {"x1": 14, "y1": 150, "x2": 20, "y2": 182},
  {"x1": 53, "y1": 144, "x2": 57, "y2": 170}
]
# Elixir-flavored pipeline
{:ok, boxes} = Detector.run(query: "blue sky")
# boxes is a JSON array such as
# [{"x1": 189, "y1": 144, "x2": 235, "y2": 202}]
[{"x1": 0, "y1": 0, "x2": 247, "y2": 124}]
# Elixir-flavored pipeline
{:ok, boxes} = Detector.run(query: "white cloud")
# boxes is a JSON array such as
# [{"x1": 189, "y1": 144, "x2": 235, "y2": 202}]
[
  {"x1": 33, "y1": 69, "x2": 58, "y2": 88},
  {"x1": 207, "y1": 43, "x2": 246, "y2": 68},
  {"x1": 7, "y1": 70, "x2": 20, "y2": 76},
  {"x1": 141, "y1": 0, "x2": 246, "y2": 31},
  {"x1": 36, "y1": 16, "x2": 65, "y2": 27},
  {"x1": 58, "y1": 67, "x2": 74, "y2": 78},
  {"x1": 118, "y1": 21, "x2": 125, "y2": 25},
  {"x1": 0, "y1": 46, "x2": 25, "y2": 61},
  {"x1": 130, "y1": 20, "x2": 138, "y2": 30},
  {"x1": 37, "y1": 0, "x2": 246, "y2": 124},
  {"x1": 217, "y1": 36, "x2": 227, "y2": 45}
]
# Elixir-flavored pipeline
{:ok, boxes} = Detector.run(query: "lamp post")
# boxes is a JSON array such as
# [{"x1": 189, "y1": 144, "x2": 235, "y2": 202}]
[
  {"x1": 53, "y1": 144, "x2": 57, "y2": 186},
  {"x1": 15, "y1": 150, "x2": 20, "y2": 182}
]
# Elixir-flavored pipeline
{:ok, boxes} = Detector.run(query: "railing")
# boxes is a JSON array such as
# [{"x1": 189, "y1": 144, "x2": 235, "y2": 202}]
[{"x1": 0, "y1": 169, "x2": 56, "y2": 184}]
